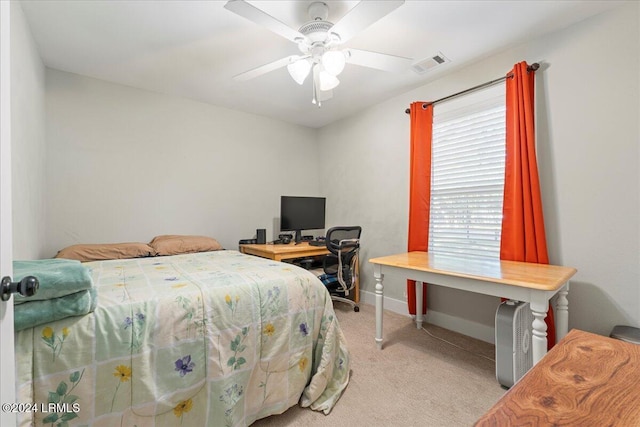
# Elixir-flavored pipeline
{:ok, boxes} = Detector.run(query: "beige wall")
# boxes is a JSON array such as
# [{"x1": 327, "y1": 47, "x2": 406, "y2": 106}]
[
  {"x1": 319, "y1": 3, "x2": 640, "y2": 341},
  {"x1": 11, "y1": 2, "x2": 46, "y2": 260},
  {"x1": 44, "y1": 70, "x2": 321, "y2": 256}
]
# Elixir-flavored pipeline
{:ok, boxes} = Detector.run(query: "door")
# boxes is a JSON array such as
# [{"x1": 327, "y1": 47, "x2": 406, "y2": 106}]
[{"x1": 0, "y1": 1, "x2": 16, "y2": 425}]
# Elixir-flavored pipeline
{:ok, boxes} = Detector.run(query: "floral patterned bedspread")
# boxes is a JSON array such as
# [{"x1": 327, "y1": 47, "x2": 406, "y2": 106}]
[{"x1": 15, "y1": 250, "x2": 350, "y2": 426}]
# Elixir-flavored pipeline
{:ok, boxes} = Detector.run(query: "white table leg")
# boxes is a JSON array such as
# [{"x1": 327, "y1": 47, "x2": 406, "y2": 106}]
[
  {"x1": 555, "y1": 282, "x2": 569, "y2": 341},
  {"x1": 374, "y1": 264, "x2": 384, "y2": 350},
  {"x1": 530, "y1": 298, "x2": 548, "y2": 365},
  {"x1": 415, "y1": 281, "x2": 423, "y2": 329}
]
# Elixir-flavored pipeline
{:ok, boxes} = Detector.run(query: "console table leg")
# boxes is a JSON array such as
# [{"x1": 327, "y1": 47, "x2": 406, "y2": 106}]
[
  {"x1": 530, "y1": 299, "x2": 548, "y2": 365},
  {"x1": 374, "y1": 265, "x2": 384, "y2": 350},
  {"x1": 556, "y1": 283, "x2": 569, "y2": 341},
  {"x1": 415, "y1": 281, "x2": 423, "y2": 329}
]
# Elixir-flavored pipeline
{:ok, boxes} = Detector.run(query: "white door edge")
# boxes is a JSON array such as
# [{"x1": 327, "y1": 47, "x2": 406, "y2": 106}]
[{"x1": 0, "y1": 1, "x2": 17, "y2": 425}]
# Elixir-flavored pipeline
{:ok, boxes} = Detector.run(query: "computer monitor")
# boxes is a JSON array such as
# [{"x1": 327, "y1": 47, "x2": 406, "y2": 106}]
[{"x1": 280, "y1": 196, "x2": 326, "y2": 244}]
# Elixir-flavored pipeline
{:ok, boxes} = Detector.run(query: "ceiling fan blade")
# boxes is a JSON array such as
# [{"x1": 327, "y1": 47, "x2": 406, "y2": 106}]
[
  {"x1": 329, "y1": 0, "x2": 404, "y2": 44},
  {"x1": 224, "y1": 0, "x2": 305, "y2": 42},
  {"x1": 233, "y1": 56, "x2": 297, "y2": 81},
  {"x1": 346, "y1": 48, "x2": 412, "y2": 73}
]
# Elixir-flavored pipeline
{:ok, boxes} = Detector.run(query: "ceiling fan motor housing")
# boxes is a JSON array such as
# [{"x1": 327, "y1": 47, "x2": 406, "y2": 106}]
[
  {"x1": 299, "y1": 2, "x2": 335, "y2": 44},
  {"x1": 299, "y1": 20, "x2": 333, "y2": 42}
]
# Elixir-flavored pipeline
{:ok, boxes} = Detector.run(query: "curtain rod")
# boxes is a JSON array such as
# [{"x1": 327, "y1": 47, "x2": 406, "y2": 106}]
[{"x1": 404, "y1": 62, "x2": 540, "y2": 114}]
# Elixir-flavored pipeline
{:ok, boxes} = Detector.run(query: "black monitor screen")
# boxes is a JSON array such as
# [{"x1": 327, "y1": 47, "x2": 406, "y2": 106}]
[{"x1": 280, "y1": 196, "x2": 326, "y2": 237}]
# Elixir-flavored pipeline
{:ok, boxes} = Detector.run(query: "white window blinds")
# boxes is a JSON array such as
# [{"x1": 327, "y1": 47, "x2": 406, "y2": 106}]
[{"x1": 429, "y1": 83, "x2": 506, "y2": 259}]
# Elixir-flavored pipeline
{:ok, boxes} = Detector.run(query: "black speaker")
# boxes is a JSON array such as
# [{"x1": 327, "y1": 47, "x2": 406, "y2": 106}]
[{"x1": 256, "y1": 229, "x2": 266, "y2": 244}]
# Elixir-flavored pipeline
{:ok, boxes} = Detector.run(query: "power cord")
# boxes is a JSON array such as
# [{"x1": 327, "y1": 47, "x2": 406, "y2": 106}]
[{"x1": 420, "y1": 325, "x2": 495, "y2": 362}]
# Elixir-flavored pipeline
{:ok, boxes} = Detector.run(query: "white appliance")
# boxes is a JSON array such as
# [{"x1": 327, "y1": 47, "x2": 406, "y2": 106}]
[{"x1": 495, "y1": 300, "x2": 534, "y2": 388}]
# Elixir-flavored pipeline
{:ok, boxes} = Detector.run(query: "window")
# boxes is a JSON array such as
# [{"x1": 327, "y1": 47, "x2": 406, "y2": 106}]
[{"x1": 428, "y1": 83, "x2": 506, "y2": 259}]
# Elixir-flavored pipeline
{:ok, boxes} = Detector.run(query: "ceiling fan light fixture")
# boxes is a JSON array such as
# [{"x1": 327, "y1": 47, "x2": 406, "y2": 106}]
[
  {"x1": 319, "y1": 70, "x2": 340, "y2": 91},
  {"x1": 321, "y1": 50, "x2": 346, "y2": 76},
  {"x1": 287, "y1": 58, "x2": 312, "y2": 85}
]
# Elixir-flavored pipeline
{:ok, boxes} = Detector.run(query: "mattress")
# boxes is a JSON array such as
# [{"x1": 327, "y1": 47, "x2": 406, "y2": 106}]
[{"x1": 15, "y1": 250, "x2": 350, "y2": 426}]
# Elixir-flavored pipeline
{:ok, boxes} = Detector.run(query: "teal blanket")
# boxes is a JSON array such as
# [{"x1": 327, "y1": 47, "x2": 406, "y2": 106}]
[
  {"x1": 14, "y1": 287, "x2": 97, "y2": 332},
  {"x1": 13, "y1": 259, "x2": 93, "y2": 304}
]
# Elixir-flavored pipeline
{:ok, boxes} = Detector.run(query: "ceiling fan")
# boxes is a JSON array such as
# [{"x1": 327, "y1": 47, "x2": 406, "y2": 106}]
[{"x1": 224, "y1": 0, "x2": 412, "y2": 106}]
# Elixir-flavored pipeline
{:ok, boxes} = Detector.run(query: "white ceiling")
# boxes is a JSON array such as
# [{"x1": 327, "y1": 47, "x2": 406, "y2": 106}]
[{"x1": 19, "y1": 0, "x2": 623, "y2": 128}]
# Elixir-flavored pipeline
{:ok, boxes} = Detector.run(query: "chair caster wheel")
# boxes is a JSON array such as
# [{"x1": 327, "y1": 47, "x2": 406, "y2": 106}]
[{"x1": 354, "y1": 306, "x2": 359, "y2": 312}]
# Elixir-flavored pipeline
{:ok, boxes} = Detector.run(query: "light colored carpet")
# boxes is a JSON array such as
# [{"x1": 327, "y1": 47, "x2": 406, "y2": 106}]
[{"x1": 253, "y1": 303, "x2": 506, "y2": 426}]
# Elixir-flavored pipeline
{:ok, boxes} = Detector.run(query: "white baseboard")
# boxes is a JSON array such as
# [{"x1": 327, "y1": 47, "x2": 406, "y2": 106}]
[{"x1": 360, "y1": 290, "x2": 496, "y2": 344}]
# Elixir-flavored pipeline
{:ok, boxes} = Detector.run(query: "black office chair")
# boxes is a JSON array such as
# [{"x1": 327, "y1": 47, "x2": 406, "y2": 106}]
[{"x1": 318, "y1": 226, "x2": 361, "y2": 312}]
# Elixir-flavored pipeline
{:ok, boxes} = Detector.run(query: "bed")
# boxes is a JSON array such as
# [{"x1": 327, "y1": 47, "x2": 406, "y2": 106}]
[{"x1": 14, "y1": 245, "x2": 350, "y2": 426}]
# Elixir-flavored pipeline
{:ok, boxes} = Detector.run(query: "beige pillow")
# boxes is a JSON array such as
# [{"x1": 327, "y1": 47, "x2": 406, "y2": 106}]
[
  {"x1": 149, "y1": 235, "x2": 223, "y2": 256},
  {"x1": 55, "y1": 242, "x2": 156, "y2": 262}
]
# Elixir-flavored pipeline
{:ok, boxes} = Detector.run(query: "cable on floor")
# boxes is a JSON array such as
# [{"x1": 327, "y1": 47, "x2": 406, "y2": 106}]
[{"x1": 420, "y1": 325, "x2": 495, "y2": 362}]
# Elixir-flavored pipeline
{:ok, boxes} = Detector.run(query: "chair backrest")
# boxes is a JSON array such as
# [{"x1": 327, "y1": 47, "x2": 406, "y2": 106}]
[
  {"x1": 324, "y1": 226, "x2": 361, "y2": 292},
  {"x1": 326, "y1": 226, "x2": 361, "y2": 257}
]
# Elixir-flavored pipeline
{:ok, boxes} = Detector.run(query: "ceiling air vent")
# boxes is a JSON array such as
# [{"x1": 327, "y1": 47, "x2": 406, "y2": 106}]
[{"x1": 411, "y1": 52, "x2": 450, "y2": 74}]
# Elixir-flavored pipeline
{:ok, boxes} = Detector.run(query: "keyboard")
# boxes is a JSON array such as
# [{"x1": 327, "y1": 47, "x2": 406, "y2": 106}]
[{"x1": 309, "y1": 240, "x2": 326, "y2": 247}]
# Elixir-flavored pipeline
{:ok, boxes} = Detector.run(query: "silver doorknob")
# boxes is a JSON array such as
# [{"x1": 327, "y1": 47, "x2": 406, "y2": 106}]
[{"x1": 1, "y1": 276, "x2": 39, "y2": 301}]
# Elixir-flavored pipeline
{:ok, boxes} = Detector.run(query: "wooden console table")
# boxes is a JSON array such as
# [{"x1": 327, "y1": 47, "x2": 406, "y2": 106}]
[
  {"x1": 369, "y1": 252, "x2": 576, "y2": 364},
  {"x1": 240, "y1": 242, "x2": 360, "y2": 303},
  {"x1": 476, "y1": 329, "x2": 640, "y2": 426}
]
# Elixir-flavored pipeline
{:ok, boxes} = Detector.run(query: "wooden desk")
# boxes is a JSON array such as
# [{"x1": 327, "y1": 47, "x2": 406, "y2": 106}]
[
  {"x1": 239, "y1": 242, "x2": 329, "y2": 261},
  {"x1": 369, "y1": 252, "x2": 576, "y2": 364},
  {"x1": 241, "y1": 242, "x2": 360, "y2": 303},
  {"x1": 476, "y1": 329, "x2": 640, "y2": 426}
]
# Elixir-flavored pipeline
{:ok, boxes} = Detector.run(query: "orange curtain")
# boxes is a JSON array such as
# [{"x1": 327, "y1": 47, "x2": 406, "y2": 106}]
[
  {"x1": 407, "y1": 102, "x2": 433, "y2": 315},
  {"x1": 501, "y1": 61, "x2": 555, "y2": 349}
]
